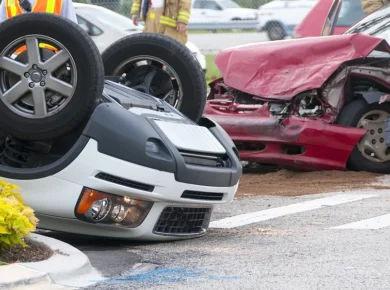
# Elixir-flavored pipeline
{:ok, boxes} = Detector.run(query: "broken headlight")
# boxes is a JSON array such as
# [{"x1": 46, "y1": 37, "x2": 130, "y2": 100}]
[{"x1": 297, "y1": 96, "x2": 322, "y2": 117}]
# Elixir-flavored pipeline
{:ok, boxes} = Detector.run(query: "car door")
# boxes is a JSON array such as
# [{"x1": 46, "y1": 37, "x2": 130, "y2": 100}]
[
  {"x1": 191, "y1": 0, "x2": 205, "y2": 23},
  {"x1": 321, "y1": 0, "x2": 366, "y2": 36},
  {"x1": 191, "y1": 0, "x2": 224, "y2": 23},
  {"x1": 333, "y1": 0, "x2": 366, "y2": 33}
]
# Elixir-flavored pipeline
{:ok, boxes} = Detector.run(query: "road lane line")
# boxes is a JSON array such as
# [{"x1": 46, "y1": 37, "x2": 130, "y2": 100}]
[
  {"x1": 330, "y1": 213, "x2": 390, "y2": 229},
  {"x1": 210, "y1": 194, "x2": 377, "y2": 229}
]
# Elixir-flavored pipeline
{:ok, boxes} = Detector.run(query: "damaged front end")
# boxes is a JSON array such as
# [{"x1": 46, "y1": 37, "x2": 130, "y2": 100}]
[{"x1": 204, "y1": 58, "x2": 390, "y2": 170}]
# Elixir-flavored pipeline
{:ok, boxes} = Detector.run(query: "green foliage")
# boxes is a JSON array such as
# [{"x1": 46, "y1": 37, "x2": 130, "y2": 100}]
[
  {"x1": 205, "y1": 54, "x2": 222, "y2": 83},
  {"x1": 0, "y1": 179, "x2": 38, "y2": 250}
]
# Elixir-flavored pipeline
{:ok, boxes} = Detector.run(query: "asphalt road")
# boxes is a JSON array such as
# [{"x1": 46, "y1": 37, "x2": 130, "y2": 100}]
[
  {"x1": 41, "y1": 177, "x2": 390, "y2": 290},
  {"x1": 188, "y1": 32, "x2": 269, "y2": 53}
]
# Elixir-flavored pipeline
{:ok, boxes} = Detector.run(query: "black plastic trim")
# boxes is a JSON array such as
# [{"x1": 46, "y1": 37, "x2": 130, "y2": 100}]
[
  {"x1": 95, "y1": 172, "x2": 155, "y2": 192},
  {"x1": 82, "y1": 98, "x2": 241, "y2": 187},
  {"x1": 148, "y1": 116, "x2": 242, "y2": 187},
  {"x1": 153, "y1": 206, "x2": 212, "y2": 236},
  {"x1": 82, "y1": 103, "x2": 177, "y2": 173},
  {"x1": 0, "y1": 136, "x2": 89, "y2": 180},
  {"x1": 181, "y1": 190, "x2": 224, "y2": 201}
]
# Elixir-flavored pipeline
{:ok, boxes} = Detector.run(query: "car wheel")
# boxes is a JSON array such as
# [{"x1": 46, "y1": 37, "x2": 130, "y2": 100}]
[
  {"x1": 0, "y1": 13, "x2": 104, "y2": 141},
  {"x1": 267, "y1": 24, "x2": 285, "y2": 41},
  {"x1": 336, "y1": 99, "x2": 390, "y2": 173},
  {"x1": 101, "y1": 33, "x2": 206, "y2": 122}
]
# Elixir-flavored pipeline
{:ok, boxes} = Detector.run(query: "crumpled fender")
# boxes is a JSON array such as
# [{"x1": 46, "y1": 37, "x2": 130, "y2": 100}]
[{"x1": 215, "y1": 34, "x2": 390, "y2": 100}]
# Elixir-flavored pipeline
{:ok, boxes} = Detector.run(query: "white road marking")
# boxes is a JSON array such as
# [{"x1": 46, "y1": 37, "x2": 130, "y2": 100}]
[
  {"x1": 330, "y1": 213, "x2": 390, "y2": 229},
  {"x1": 210, "y1": 194, "x2": 377, "y2": 229}
]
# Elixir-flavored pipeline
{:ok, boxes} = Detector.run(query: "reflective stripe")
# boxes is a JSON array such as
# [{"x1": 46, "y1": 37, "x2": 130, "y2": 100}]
[
  {"x1": 46, "y1": 0, "x2": 55, "y2": 13},
  {"x1": 5, "y1": 0, "x2": 23, "y2": 18},
  {"x1": 32, "y1": 0, "x2": 63, "y2": 14},
  {"x1": 131, "y1": 2, "x2": 140, "y2": 13},
  {"x1": 6, "y1": 0, "x2": 62, "y2": 17},
  {"x1": 177, "y1": 11, "x2": 190, "y2": 23},
  {"x1": 14, "y1": 43, "x2": 58, "y2": 55},
  {"x1": 178, "y1": 11, "x2": 190, "y2": 19},
  {"x1": 160, "y1": 15, "x2": 176, "y2": 27}
]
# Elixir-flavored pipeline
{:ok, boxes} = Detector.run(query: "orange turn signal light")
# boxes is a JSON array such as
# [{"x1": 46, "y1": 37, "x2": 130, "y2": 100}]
[{"x1": 76, "y1": 188, "x2": 109, "y2": 215}]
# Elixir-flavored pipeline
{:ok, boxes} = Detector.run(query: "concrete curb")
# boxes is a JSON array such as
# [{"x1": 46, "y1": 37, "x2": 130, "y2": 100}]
[{"x1": 0, "y1": 233, "x2": 105, "y2": 289}]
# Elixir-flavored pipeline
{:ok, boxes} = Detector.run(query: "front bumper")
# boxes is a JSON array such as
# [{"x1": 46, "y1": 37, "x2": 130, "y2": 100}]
[
  {"x1": 36, "y1": 202, "x2": 216, "y2": 241},
  {"x1": 204, "y1": 101, "x2": 366, "y2": 171},
  {"x1": 8, "y1": 138, "x2": 238, "y2": 240}
]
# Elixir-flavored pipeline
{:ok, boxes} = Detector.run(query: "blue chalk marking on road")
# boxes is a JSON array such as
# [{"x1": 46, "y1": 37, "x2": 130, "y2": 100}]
[{"x1": 91, "y1": 267, "x2": 240, "y2": 284}]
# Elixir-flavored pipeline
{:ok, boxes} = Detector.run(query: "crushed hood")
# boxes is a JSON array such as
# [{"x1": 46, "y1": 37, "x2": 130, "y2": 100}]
[{"x1": 215, "y1": 34, "x2": 390, "y2": 100}]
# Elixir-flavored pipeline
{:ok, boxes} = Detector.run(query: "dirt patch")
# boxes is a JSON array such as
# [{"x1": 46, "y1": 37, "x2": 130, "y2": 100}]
[
  {"x1": 236, "y1": 169, "x2": 390, "y2": 198},
  {"x1": 0, "y1": 238, "x2": 53, "y2": 264}
]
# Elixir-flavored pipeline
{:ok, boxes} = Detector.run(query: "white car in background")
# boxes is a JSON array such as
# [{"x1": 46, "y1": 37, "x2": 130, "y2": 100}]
[
  {"x1": 190, "y1": 0, "x2": 259, "y2": 23},
  {"x1": 73, "y1": 3, "x2": 207, "y2": 72},
  {"x1": 257, "y1": 0, "x2": 318, "y2": 40}
]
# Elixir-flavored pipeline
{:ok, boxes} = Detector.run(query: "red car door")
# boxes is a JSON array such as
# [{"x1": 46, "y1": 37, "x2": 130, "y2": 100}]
[
  {"x1": 321, "y1": 0, "x2": 366, "y2": 36},
  {"x1": 294, "y1": 0, "x2": 365, "y2": 38}
]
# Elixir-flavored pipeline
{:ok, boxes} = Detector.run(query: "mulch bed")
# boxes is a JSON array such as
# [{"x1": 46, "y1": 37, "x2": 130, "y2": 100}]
[{"x1": 0, "y1": 238, "x2": 53, "y2": 264}]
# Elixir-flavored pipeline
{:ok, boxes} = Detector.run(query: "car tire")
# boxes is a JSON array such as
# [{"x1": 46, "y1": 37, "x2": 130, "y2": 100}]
[
  {"x1": 101, "y1": 33, "x2": 207, "y2": 122},
  {"x1": 336, "y1": 99, "x2": 390, "y2": 173},
  {"x1": 0, "y1": 13, "x2": 104, "y2": 141},
  {"x1": 267, "y1": 23, "x2": 285, "y2": 41}
]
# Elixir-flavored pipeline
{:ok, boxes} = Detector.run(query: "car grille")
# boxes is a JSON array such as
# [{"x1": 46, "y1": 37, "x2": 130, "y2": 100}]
[
  {"x1": 181, "y1": 190, "x2": 224, "y2": 201},
  {"x1": 95, "y1": 172, "x2": 154, "y2": 192},
  {"x1": 153, "y1": 207, "x2": 212, "y2": 236},
  {"x1": 180, "y1": 151, "x2": 228, "y2": 168}
]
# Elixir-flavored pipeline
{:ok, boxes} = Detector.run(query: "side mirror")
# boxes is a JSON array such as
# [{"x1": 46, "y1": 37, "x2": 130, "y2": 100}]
[{"x1": 79, "y1": 23, "x2": 90, "y2": 34}]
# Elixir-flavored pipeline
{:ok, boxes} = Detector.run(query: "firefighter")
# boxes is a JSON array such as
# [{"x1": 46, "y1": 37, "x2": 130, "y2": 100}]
[
  {"x1": 361, "y1": 0, "x2": 388, "y2": 14},
  {"x1": 131, "y1": 0, "x2": 191, "y2": 45},
  {"x1": 0, "y1": 0, "x2": 78, "y2": 23}
]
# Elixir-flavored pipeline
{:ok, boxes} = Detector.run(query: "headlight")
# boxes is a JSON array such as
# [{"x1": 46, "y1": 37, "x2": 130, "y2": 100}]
[{"x1": 75, "y1": 188, "x2": 153, "y2": 227}]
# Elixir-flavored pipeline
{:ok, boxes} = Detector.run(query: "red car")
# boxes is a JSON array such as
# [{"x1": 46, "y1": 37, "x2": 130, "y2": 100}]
[
  {"x1": 204, "y1": 3, "x2": 390, "y2": 173},
  {"x1": 293, "y1": 0, "x2": 365, "y2": 38}
]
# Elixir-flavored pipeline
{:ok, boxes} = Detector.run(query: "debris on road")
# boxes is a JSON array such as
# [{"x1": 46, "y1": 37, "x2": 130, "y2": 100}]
[{"x1": 236, "y1": 170, "x2": 390, "y2": 197}]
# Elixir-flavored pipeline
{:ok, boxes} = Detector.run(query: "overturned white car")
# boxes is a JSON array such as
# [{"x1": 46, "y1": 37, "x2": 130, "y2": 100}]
[{"x1": 0, "y1": 13, "x2": 241, "y2": 240}]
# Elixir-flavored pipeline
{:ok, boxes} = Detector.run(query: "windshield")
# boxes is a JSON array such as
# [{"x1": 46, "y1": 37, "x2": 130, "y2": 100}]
[
  {"x1": 75, "y1": 6, "x2": 138, "y2": 31},
  {"x1": 219, "y1": 0, "x2": 240, "y2": 8},
  {"x1": 344, "y1": 5, "x2": 390, "y2": 39}
]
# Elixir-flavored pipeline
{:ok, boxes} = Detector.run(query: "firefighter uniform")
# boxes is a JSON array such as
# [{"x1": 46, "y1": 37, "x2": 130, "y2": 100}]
[
  {"x1": 131, "y1": 0, "x2": 191, "y2": 45},
  {"x1": 361, "y1": 0, "x2": 388, "y2": 14},
  {"x1": 0, "y1": 0, "x2": 78, "y2": 23}
]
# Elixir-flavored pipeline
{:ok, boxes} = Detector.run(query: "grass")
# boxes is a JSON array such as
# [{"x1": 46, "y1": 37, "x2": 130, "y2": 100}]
[{"x1": 205, "y1": 54, "x2": 221, "y2": 84}]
